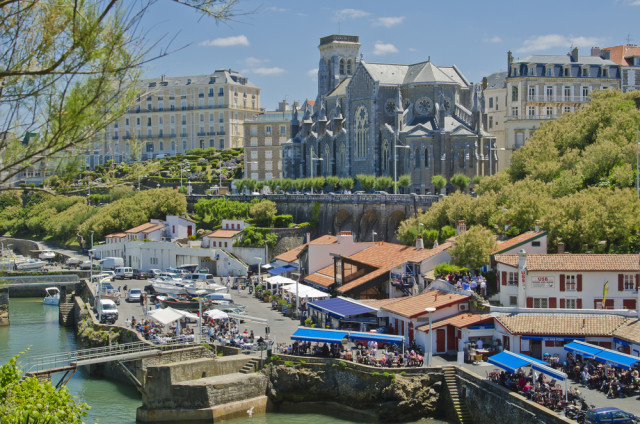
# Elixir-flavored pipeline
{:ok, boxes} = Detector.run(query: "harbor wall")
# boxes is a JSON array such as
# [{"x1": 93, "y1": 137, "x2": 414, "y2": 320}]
[{"x1": 0, "y1": 285, "x2": 8, "y2": 326}]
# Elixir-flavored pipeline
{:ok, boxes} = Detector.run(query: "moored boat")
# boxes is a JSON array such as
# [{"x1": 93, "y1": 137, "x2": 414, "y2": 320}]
[
  {"x1": 156, "y1": 295, "x2": 215, "y2": 311},
  {"x1": 16, "y1": 259, "x2": 47, "y2": 270},
  {"x1": 43, "y1": 287, "x2": 60, "y2": 306},
  {"x1": 39, "y1": 250, "x2": 56, "y2": 261}
]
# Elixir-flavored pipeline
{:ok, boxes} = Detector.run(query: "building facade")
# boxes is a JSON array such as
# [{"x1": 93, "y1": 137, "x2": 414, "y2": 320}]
[
  {"x1": 87, "y1": 69, "x2": 261, "y2": 168},
  {"x1": 243, "y1": 101, "x2": 293, "y2": 180},
  {"x1": 481, "y1": 71, "x2": 507, "y2": 172},
  {"x1": 282, "y1": 35, "x2": 496, "y2": 194},
  {"x1": 504, "y1": 48, "x2": 620, "y2": 168},
  {"x1": 600, "y1": 44, "x2": 640, "y2": 93}
]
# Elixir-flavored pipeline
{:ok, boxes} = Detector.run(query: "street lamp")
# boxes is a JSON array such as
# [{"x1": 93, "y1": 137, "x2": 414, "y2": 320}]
[
  {"x1": 253, "y1": 256, "x2": 262, "y2": 285},
  {"x1": 425, "y1": 306, "x2": 436, "y2": 366},
  {"x1": 489, "y1": 145, "x2": 506, "y2": 176},
  {"x1": 394, "y1": 144, "x2": 410, "y2": 194},
  {"x1": 372, "y1": 231, "x2": 377, "y2": 242}
]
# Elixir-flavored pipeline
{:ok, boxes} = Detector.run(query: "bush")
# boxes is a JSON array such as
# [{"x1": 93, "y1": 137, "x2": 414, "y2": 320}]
[{"x1": 273, "y1": 214, "x2": 293, "y2": 228}]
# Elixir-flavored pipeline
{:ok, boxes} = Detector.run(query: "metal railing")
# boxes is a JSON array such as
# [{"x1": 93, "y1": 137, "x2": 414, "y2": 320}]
[{"x1": 21, "y1": 339, "x2": 191, "y2": 375}]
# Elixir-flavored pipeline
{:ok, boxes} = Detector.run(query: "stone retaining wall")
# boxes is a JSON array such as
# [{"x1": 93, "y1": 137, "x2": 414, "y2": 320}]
[{"x1": 0, "y1": 286, "x2": 8, "y2": 326}]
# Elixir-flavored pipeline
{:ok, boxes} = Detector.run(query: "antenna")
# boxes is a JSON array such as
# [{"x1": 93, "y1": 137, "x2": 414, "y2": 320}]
[
  {"x1": 627, "y1": 34, "x2": 634, "y2": 45},
  {"x1": 338, "y1": 22, "x2": 341, "y2": 35}
]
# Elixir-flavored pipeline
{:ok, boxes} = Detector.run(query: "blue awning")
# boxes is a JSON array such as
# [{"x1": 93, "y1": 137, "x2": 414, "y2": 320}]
[
  {"x1": 348, "y1": 331, "x2": 405, "y2": 345},
  {"x1": 308, "y1": 297, "x2": 377, "y2": 319},
  {"x1": 488, "y1": 351, "x2": 550, "y2": 373},
  {"x1": 268, "y1": 264, "x2": 298, "y2": 276},
  {"x1": 530, "y1": 362, "x2": 568, "y2": 381},
  {"x1": 594, "y1": 350, "x2": 640, "y2": 370},
  {"x1": 564, "y1": 341, "x2": 603, "y2": 358},
  {"x1": 290, "y1": 328, "x2": 348, "y2": 344}
]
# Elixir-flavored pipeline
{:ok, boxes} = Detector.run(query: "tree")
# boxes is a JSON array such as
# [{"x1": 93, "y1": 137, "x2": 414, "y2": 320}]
[
  {"x1": 450, "y1": 173, "x2": 471, "y2": 192},
  {"x1": 432, "y1": 175, "x2": 446, "y2": 194},
  {"x1": 326, "y1": 176, "x2": 340, "y2": 192},
  {"x1": 249, "y1": 200, "x2": 277, "y2": 227},
  {"x1": 398, "y1": 174, "x2": 411, "y2": 193},
  {"x1": 0, "y1": 0, "x2": 238, "y2": 189},
  {"x1": 375, "y1": 176, "x2": 393, "y2": 192},
  {"x1": 339, "y1": 177, "x2": 355, "y2": 191},
  {"x1": 0, "y1": 354, "x2": 90, "y2": 423},
  {"x1": 449, "y1": 225, "x2": 497, "y2": 270},
  {"x1": 357, "y1": 174, "x2": 376, "y2": 192}
]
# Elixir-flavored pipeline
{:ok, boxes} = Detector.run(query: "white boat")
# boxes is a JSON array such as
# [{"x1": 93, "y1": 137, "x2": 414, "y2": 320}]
[
  {"x1": 16, "y1": 259, "x2": 47, "y2": 270},
  {"x1": 43, "y1": 287, "x2": 60, "y2": 306},
  {"x1": 151, "y1": 277, "x2": 187, "y2": 295},
  {"x1": 65, "y1": 257, "x2": 81, "y2": 266},
  {"x1": 39, "y1": 250, "x2": 56, "y2": 261},
  {"x1": 185, "y1": 280, "x2": 227, "y2": 296}
]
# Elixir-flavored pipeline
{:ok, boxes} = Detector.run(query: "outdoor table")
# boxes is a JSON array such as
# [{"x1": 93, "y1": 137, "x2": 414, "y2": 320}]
[{"x1": 476, "y1": 349, "x2": 490, "y2": 361}]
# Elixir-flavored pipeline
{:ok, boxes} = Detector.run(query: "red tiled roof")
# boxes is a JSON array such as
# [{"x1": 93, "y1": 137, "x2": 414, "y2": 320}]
[
  {"x1": 495, "y1": 313, "x2": 628, "y2": 337},
  {"x1": 359, "y1": 298, "x2": 404, "y2": 309},
  {"x1": 126, "y1": 222, "x2": 158, "y2": 233},
  {"x1": 106, "y1": 232, "x2": 127, "y2": 238},
  {"x1": 380, "y1": 289, "x2": 469, "y2": 319},
  {"x1": 492, "y1": 231, "x2": 545, "y2": 254},
  {"x1": 206, "y1": 229, "x2": 241, "y2": 239},
  {"x1": 416, "y1": 313, "x2": 493, "y2": 332},
  {"x1": 613, "y1": 318, "x2": 640, "y2": 344},
  {"x1": 305, "y1": 268, "x2": 335, "y2": 288},
  {"x1": 275, "y1": 244, "x2": 305, "y2": 263},
  {"x1": 309, "y1": 235, "x2": 337, "y2": 245},
  {"x1": 494, "y1": 254, "x2": 640, "y2": 272}
]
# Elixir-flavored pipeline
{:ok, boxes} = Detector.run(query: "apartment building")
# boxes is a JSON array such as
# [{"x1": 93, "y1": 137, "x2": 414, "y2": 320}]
[
  {"x1": 243, "y1": 100, "x2": 292, "y2": 180},
  {"x1": 600, "y1": 44, "x2": 640, "y2": 93},
  {"x1": 503, "y1": 48, "x2": 620, "y2": 168},
  {"x1": 482, "y1": 71, "x2": 507, "y2": 172},
  {"x1": 87, "y1": 69, "x2": 261, "y2": 168}
]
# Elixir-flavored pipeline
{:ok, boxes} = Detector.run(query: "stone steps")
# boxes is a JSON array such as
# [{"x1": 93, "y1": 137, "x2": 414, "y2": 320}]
[
  {"x1": 443, "y1": 366, "x2": 472, "y2": 424},
  {"x1": 239, "y1": 358, "x2": 260, "y2": 374},
  {"x1": 58, "y1": 297, "x2": 75, "y2": 327}
]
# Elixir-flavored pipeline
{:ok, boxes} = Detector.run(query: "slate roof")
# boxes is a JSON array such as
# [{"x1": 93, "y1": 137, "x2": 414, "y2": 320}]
[
  {"x1": 495, "y1": 313, "x2": 628, "y2": 337},
  {"x1": 494, "y1": 254, "x2": 640, "y2": 272},
  {"x1": 206, "y1": 229, "x2": 241, "y2": 239},
  {"x1": 612, "y1": 318, "x2": 640, "y2": 344},
  {"x1": 380, "y1": 289, "x2": 469, "y2": 319},
  {"x1": 362, "y1": 61, "x2": 470, "y2": 87},
  {"x1": 416, "y1": 313, "x2": 493, "y2": 332},
  {"x1": 137, "y1": 69, "x2": 257, "y2": 89},
  {"x1": 485, "y1": 71, "x2": 507, "y2": 89},
  {"x1": 514, "y1": 54, "x2": 617, "y2": 66},
  {"x1": 326, "y1": 77, "x2": 351, "y2": 98},
  {"x1": 491, "y1": 231, "x2": 546, "y2": 255}
]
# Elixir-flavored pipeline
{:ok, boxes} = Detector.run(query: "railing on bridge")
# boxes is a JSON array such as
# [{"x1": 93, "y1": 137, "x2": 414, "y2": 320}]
[{"x1": 22, "y1": 339, "x2": 191, "y2": 375}]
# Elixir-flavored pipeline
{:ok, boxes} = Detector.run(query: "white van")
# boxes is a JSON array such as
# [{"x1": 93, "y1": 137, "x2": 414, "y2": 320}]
[
  {"x1": 115, "y1": 267, "x2": 133, "y2": 279},
  {"x1": 101, "y1": 257, "x2": 124, "y2": 270},
  {"x1": 96, "y1": 299, "x2": 118, "y2": 324},
  {"x1": 182, "y1": 273, "x2": 215, "y2": 283}
]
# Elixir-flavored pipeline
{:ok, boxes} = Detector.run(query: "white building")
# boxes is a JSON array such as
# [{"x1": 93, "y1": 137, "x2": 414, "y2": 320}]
[
  {"x1": 201, "y1": 219, "x2": 250, "y2": 248},
  {"x1": 116, "y1": 215, "x2": 195, "y2": 242}
]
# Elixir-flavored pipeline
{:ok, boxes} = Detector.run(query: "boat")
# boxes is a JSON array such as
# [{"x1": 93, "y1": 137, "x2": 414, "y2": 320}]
[
  {"x1": 151, "y1": 276, "x2": 188, "y2": 296},
  {"x1": 16, "y1": 259, "x2": 47, "y2": 270},
  {"x1": 184, "y1": 280, "x2": 227, "y2": 296},
  {"x1": 43, "y1": 287, "x2": 60, "y2": 306},
  {"x1": 39, "y1": 250, "x2": 56, "y2": 261},
  {"x1": 65, "y1": 257, "x2": 81, "y2": 266},
  {"x1": 156, "y1": 294, "x2": 215, "y2": 311}
]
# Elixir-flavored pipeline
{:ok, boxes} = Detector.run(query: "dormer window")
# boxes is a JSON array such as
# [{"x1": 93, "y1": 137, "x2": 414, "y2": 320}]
[
  {"x1": 563, "y1": 66, "x2": 570, "y2": 77},
  {"x1": 528, "y1": 66, "x2": 535, "y2": 76},
  {"x1": 546, "y1": 67, "x2": 553, "y2": 77},
  {"x1": 512, "y1": 66, "x2": 519, "y2": 76},
  {"x1": 581, "y1": 67, "x2": 589, "y2": 77},
  {"x1": 601, "y1": 67, "x2": 609, "y2": 78}
]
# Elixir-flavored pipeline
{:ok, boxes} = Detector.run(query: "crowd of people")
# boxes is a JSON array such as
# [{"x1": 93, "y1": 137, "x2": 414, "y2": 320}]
[
  {"x1": 488, "y1": 368, "x2": 570, "y2": 411},
  {"x1": 205, "y1": 319, "x2": 267, "y2": 350},
  {"x1": 563, "y1": 353, "x2": 640, "y2": 398},
  {"x1": 440, "y1": 271, "x2": 488, "y2": 297}
]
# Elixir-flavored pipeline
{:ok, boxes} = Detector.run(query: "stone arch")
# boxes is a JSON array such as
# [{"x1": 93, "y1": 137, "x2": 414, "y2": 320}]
[
  {"x1": 333, "y1": 209, "x2": 353, "y2": 234},
  {"x1": 359, "y1": 209, "x2": 379, "y2": 242},
  {"x1": 387, "y1": 210, "x2": 407, "y2": 243}
]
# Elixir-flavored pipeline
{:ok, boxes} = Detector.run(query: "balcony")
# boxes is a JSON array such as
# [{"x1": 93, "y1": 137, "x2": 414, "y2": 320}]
[
  {"x1": 526, "y1": 95, "x2": 589, "y2": 103},
  {"x1": 506, "y1": 114, "x2": 559, "y2": 121}
]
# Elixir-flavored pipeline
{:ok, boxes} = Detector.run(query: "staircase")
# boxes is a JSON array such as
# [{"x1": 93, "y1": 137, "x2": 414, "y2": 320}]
[
  {"x1": 443, "y1": 366, "x2": 472, "y2": 424},
  {"x1": 239, "y1": 358, "x2": 260, "y2": 374},
  {"x1": 58, "y1": 297, "x2": 75, "y2": 327}
]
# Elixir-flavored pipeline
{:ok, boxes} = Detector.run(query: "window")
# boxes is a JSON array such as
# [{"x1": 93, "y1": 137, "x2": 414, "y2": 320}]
[
  {"x1": 339, "y1": 58, "x2": 345, "y2": 75},
  {"x1": 564, "y1": 298, "x2": 577, "y2": 309},
  {"x1": 355, "y1": 106, "x2": 369, "y2": 157},
  {"x1": 265, "y1": 126, "x2": 271, "y2": 136},
  {"x1": 624, "y1": 274, "x2": 635, "y2": 291},
  {"x1": 507, "y1": 272, "x2": 518, "y2": 286},
  {"x1": 209, "y1": 139, "x2": 214, "y2": 147},
  {"x1": 182, "y1": 140, "x2": 187, "y2": 151},
  {"x1": 528, "y1": 67, "x2": 535, "y2": 76},
  {"x1": 181, "y1": 101, "x2": 187, "y2": 110},
  {"x1": 199, "y1": 114, "x2": 204, "y2": 122},
  {"x1": 509, "y1": 296, "x2": 518, "y2": 306},
  {"x1": 582, "y1": 67, "x2": 588, "y2": 77},
  {"x1": 280, "y1": 125, "x2": 286, "y2": 136},
  {"x1": 565, "y1": 275, "x2": 576, "y2": 291},
  {"x1": 158, "y1": 129, "x2": 163, "y2": 137},
  {"x1": 381, "y1": 140, "x2": 390, "y2": 172},
  {"x1": 511, "y1": 106, "x2": 519, "y2": 117},
  {"x1": 563, "y1": 106, "x2": 571, "y2": 113},
  {"x1": 424, "y1": 147, "x2": 430, "y2": 168},
  {"x1": 533, "y1": 298, "x2": 548, "y2": 308},
  {"x1": 489, "y1": 97, "x2": 493, "y2": 109},
  {"x1": 209, "y1": 113, "x2": 214, "y2": 122},
  {"x1": 136, "y1": 117, "x2": 141, "y2": 126},
  {"x1": 347, "y1": 59, "x2": 353, "y2": 75},
  {"x1": 219, "y1": 139, "x2": 224, "y2": 149},
  {"x1": 159, "y1": 117, "x2": 163, "y2": 125},
  {"x1": 545, "y1": 86, "x2": 553, "y2": 99},
  {"x1": 171, "y1": 141, "x2": 175, "y2": 151},
  {"x1": 511, "y1": 86, "x2": 518, "y2": 101},
  {"x1": 125, "y1": 118, "x2": 129, "y2": 126},
  {"x1": 563, "y1": 86, "x2": 571, "y2": 99},
  {"x1": 546, "y1": 67, "x2": 553, "y2": 77},
  {"x1": 159, "y1": 141, "x2": 164, "y2": 151},
  {"x1": 563, "y1": 67, "x2": 570, "y2": 77},
  {"x1": 528, "y1": 86, "x2": 535, "y2": 99},
  {"x1": 218, "y1": 87, "x2": 224, "y2": 96},
  {"x1": 582, "y1": 86, "x2": 590, "y2": 98},
  {"x1": 602, "y1": 68, "x2": 608, "y2": 78},
  {"x1": 546, "y1": 106, "x2": 553, "y2": 116},
  {"x1": 147, "y1": 117, "x2": 152, "y2": 126},
  {"x1": 146, "y1": 142, "x2": 154, "y2": 153},
  {"x1": 531, "y1": 241, "x2": 541, "y2": 247},
  {"x1": 489, "y1": 116, "x2": 493, "y2": 128},
  {"x1": 528, "y1": 106, "x2": 536, "y2": 117},
  {"x1": 170, "y1": 116, "x2": 175, "y2": 124}
]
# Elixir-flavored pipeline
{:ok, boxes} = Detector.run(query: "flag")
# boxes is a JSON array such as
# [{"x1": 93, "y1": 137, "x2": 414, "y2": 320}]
[{"x1": 602, "y1": 281, "x2": 609, "y2": 309}]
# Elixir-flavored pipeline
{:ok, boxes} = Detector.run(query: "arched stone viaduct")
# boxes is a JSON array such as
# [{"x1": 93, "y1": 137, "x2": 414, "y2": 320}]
[{"x1": 193, "y1": 193, "x2": 440, "y2": 243}]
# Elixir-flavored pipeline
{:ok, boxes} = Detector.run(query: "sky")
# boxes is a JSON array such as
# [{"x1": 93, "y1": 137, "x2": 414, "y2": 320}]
[{"x1": 139, "y1": 0, "x2": 640, "y2": 110}]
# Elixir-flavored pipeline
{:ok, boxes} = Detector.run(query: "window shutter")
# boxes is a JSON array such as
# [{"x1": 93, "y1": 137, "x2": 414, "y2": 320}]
[
  {"x1": 560, "y1": 298, "x2": 566, "y2": 309},
  {"x1": 559, "y1": 274, "x2": 565, "y2": 292},
  {"x1": 623, "y1": 299, "x2": 637, "y2": 310},
  {"x1": 549, "y1": 297, "x2": 557, "y2": 308},
  {"x1": 501, "y1": 271, "x2": 507, "y2": 286},
  {"x1": 636, "y1": 274, "x2": 639, "y2": 291},
  {"x1": 576, "y1": 298, "x2": 582, "y2": 309},
  {"x1": 618, "y1": 274, "x2": 624, "y2": 291},
  {"x1": 577, "y1": 274, "x2": 582, "y2": 292},
  {"x1": 526, "y1": 297, "x2": 533, "y2": 308}
]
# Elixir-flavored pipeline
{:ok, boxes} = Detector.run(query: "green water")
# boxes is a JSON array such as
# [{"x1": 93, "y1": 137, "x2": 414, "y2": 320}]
[{"x1": 0, "y1": 299, "x2": 446, "y2": 424}]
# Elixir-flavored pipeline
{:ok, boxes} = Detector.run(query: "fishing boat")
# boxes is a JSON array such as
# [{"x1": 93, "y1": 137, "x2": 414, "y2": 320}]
[
  {"x1": 39, "y1": 250, "x2": 56, "y2": 261},
  {"x1": 151, "y1": 276, "x2": 188, "y2": 296},
  {"x1": 43, "y1": 287, "x2": 60, "y2": 306},
  {"x1": 16, "y1": 259, "x2": 47, "y2": 270}
]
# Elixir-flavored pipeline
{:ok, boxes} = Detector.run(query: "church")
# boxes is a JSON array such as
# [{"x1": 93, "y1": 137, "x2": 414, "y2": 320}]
[{"x1": 282, "y1": 35, "x2": 497, "y2": 194}]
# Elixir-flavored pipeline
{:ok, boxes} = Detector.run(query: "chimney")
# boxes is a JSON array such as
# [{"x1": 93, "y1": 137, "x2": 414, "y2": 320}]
[
  {"x1": 306, "y1": 233, "x2": 310, "y2": 244},
  {"x1": 457, "y1": 220, "x2": 466, "y2": 235},
  {"x1": 517, "y1": 249, "x2": 527, "y2": 309},
  {"x1": 518, "y1": 249, "x2": 527, "y2": 270},
  {"x1": 591, "y1": 47, "x2": 601, "y2": 57},
  {"x1": 557, "y1": 242, "x2": 565, "y2": 254},
  {"x1": 416, "y1": 234, "x2": 424, "y2": 250},
  {"x1": 507, "y1": 50, "x2": 513, "y2": 71},
  {"x1": 505, "y1": 220, "x2": 511, "y2": 233},
  {"x1": 534, "y1": 220, "x2": 540, "y2": 233},
  {"x1": 570, "y1": 47, "x2": 579, "y2": 62}
]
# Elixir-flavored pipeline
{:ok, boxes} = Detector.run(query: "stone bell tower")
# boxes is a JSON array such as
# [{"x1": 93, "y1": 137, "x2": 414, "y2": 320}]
[{"x1": 317, "y1": 35, "x2": 360, "y2": 99}]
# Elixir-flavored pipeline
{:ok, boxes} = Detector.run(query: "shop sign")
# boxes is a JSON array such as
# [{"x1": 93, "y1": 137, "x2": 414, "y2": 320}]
[{"x1": 531, "y1": 276, "x2": 554, "y2": 288}]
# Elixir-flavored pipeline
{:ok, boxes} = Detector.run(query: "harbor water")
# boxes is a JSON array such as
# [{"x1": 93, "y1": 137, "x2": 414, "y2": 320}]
[{"x1": 0, "y1": 298, "x2": 446, "y2": 424}]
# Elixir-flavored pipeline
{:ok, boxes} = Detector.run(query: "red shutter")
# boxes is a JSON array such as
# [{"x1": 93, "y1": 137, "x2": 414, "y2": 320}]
[
  {"x1": 501, "y1": 271, "x2": 507, "y2": 286},
  {"x1": 606, "y1": 299, "x2": 614, "y2": 309},
  {"x1": 549, "y1": 297, "x2": 557, "y2": 308},
  {"x1": 576, "y1": 298, "x2": 582, "y2": 309},
  {"x1": 623, "y1": 299, "x2": 637, "y2": 310},
  {"x1": 526, "y1": 297, "x2": 533, "y2": 308},
  {"x1": 560, "y1": 298, "x2": 566, "y2": 308},
  {"x1": 559, "y1": 274, "x2": 565, "y2": 292},
  {"x1": 636, "y1": 274, "x2": 639, "y2": 291},
  {"x1": 577, "y1": 274, "x2": 582, "y2": 292},
  {"x1": 618, "y1": 274, "x2": 624, "y2": 291}
]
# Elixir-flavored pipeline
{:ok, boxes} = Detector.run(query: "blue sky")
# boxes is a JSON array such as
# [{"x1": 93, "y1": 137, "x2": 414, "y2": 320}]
[{"x1": 140, "y1": 0, "x2": 640, "y2": 110}]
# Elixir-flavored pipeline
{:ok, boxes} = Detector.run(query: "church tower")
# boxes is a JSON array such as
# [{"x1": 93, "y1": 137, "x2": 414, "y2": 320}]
[{"x1": 317, "y1": 35, "x2": 360, "y2": 99}]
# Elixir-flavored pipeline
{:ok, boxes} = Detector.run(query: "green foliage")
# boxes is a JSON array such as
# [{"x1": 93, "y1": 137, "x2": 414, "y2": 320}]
[
  {"x1": 326, "y1": 176, "x2": 340, "y2": 191},
  {"x1": 357, "y1": 174, "x2": 376, "y2": 192},
  {"x1": 375, "y1": 176, "x2": 393, "y2": 191},
  {"x1": 432, "y1": 175, "x2": 446, "y2": 193},
  {"x1": 274, "y1": 215, "x2": 294, "y2": 228},
  {"x1": 434, "y1": 263, "x2": 470, "y2": 276},
  {"x1": 177, "y1": 186, "x2": 188, "y2": 194},
  {"x1": 450, "y1": 173, "x2": 471, "y2": 192},
  {"x1": 235, "y1": 227, "x2": 277, "y2": 248},
  {"x1": 310, "y1": 202, "x2": 322, "y2": 227},
  {"x1": 449, "y1": 225, "x2": 497, "y2": 270},
  {"x1": 194, "y1": 197, "x2": 257, "y2": 226},
  {"x1": 0, "y1": 354, "x2": 90, "y2": 423},
  {"x1": 339, "y1": 177, "x2": 355, "y2": 191},
  {"x1": 440, "y1": 225, "x2": 457, "y2": 243},
  {"x1": 249, "y1": 200, "x2": 277, "y2": 227},
  {"x1": 398, "y1": 174, "x2": 411, "y2": 193}
]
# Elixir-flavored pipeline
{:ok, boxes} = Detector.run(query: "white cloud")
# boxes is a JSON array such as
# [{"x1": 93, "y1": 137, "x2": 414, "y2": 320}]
[
  {"x1": 516, "y1": 34, "x2": 601, "y2": 53},
  {"x1": 483, "y1": 36, "x2": 502, "y2": 43},
  {"x1": 333, "y1": 8, "x2": 369, "y2": 22},
  {"x1": 307, "y1": 68, "x2": 318, "y2": 81},
  {"x1": 268, "y1": 6, "x2": 287, "y2": 12},
  {"x1": 251, "y1": 67, "x2": 286, "y2": 76},
  {"x1": 373, "y1": 42, "x2": 398, "y2": 56},
  {"x1": 199, "y1": 35, "x2": 249, "y2": 47},
  {"x1": 408, "y1": 47, "x2": 417, "y2": 52},
  {"x1": 630, "y1": 0, "x2": 640, "y2": 5},
  {"x1": 245, "y1": 57, "x2": 268, "y2": 67},
  {"x1": 373, "y1": 16, "x2": 405, "y2": 28}
]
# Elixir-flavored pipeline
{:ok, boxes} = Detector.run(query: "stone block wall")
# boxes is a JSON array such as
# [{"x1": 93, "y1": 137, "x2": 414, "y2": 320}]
[{"x1": 0, "y1": 286, "x2": 8, "y2": 326}]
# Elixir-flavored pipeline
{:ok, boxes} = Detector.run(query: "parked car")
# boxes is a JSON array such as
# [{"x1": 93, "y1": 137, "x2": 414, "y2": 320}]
[
  {"x1": 132, "y1": 269, "x2": 150, "y2": 279},
  {"x1": 585, "y1": 407, "x2": 639, "y2": 424},
  {"x1": 79, "y1": 260, "x2": 92, "y2": 270},
  {"x1": 148, "y1": 269, "x2": 161, "y2": 278},
  {"x1": 101, "y1": 270, "x2": 116, "y2": 281},
  {"x1": 115, "y1": 267, "x2": 133, "y2": 279},
  {"x1": 126, "y1": 288, "x2": 142, "y2": 303}
]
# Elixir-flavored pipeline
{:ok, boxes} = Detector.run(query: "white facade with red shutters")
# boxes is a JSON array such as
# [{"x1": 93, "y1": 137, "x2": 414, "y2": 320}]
[{"x1": 495, "y1": 251, "x2": 640, "y2": 310}]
